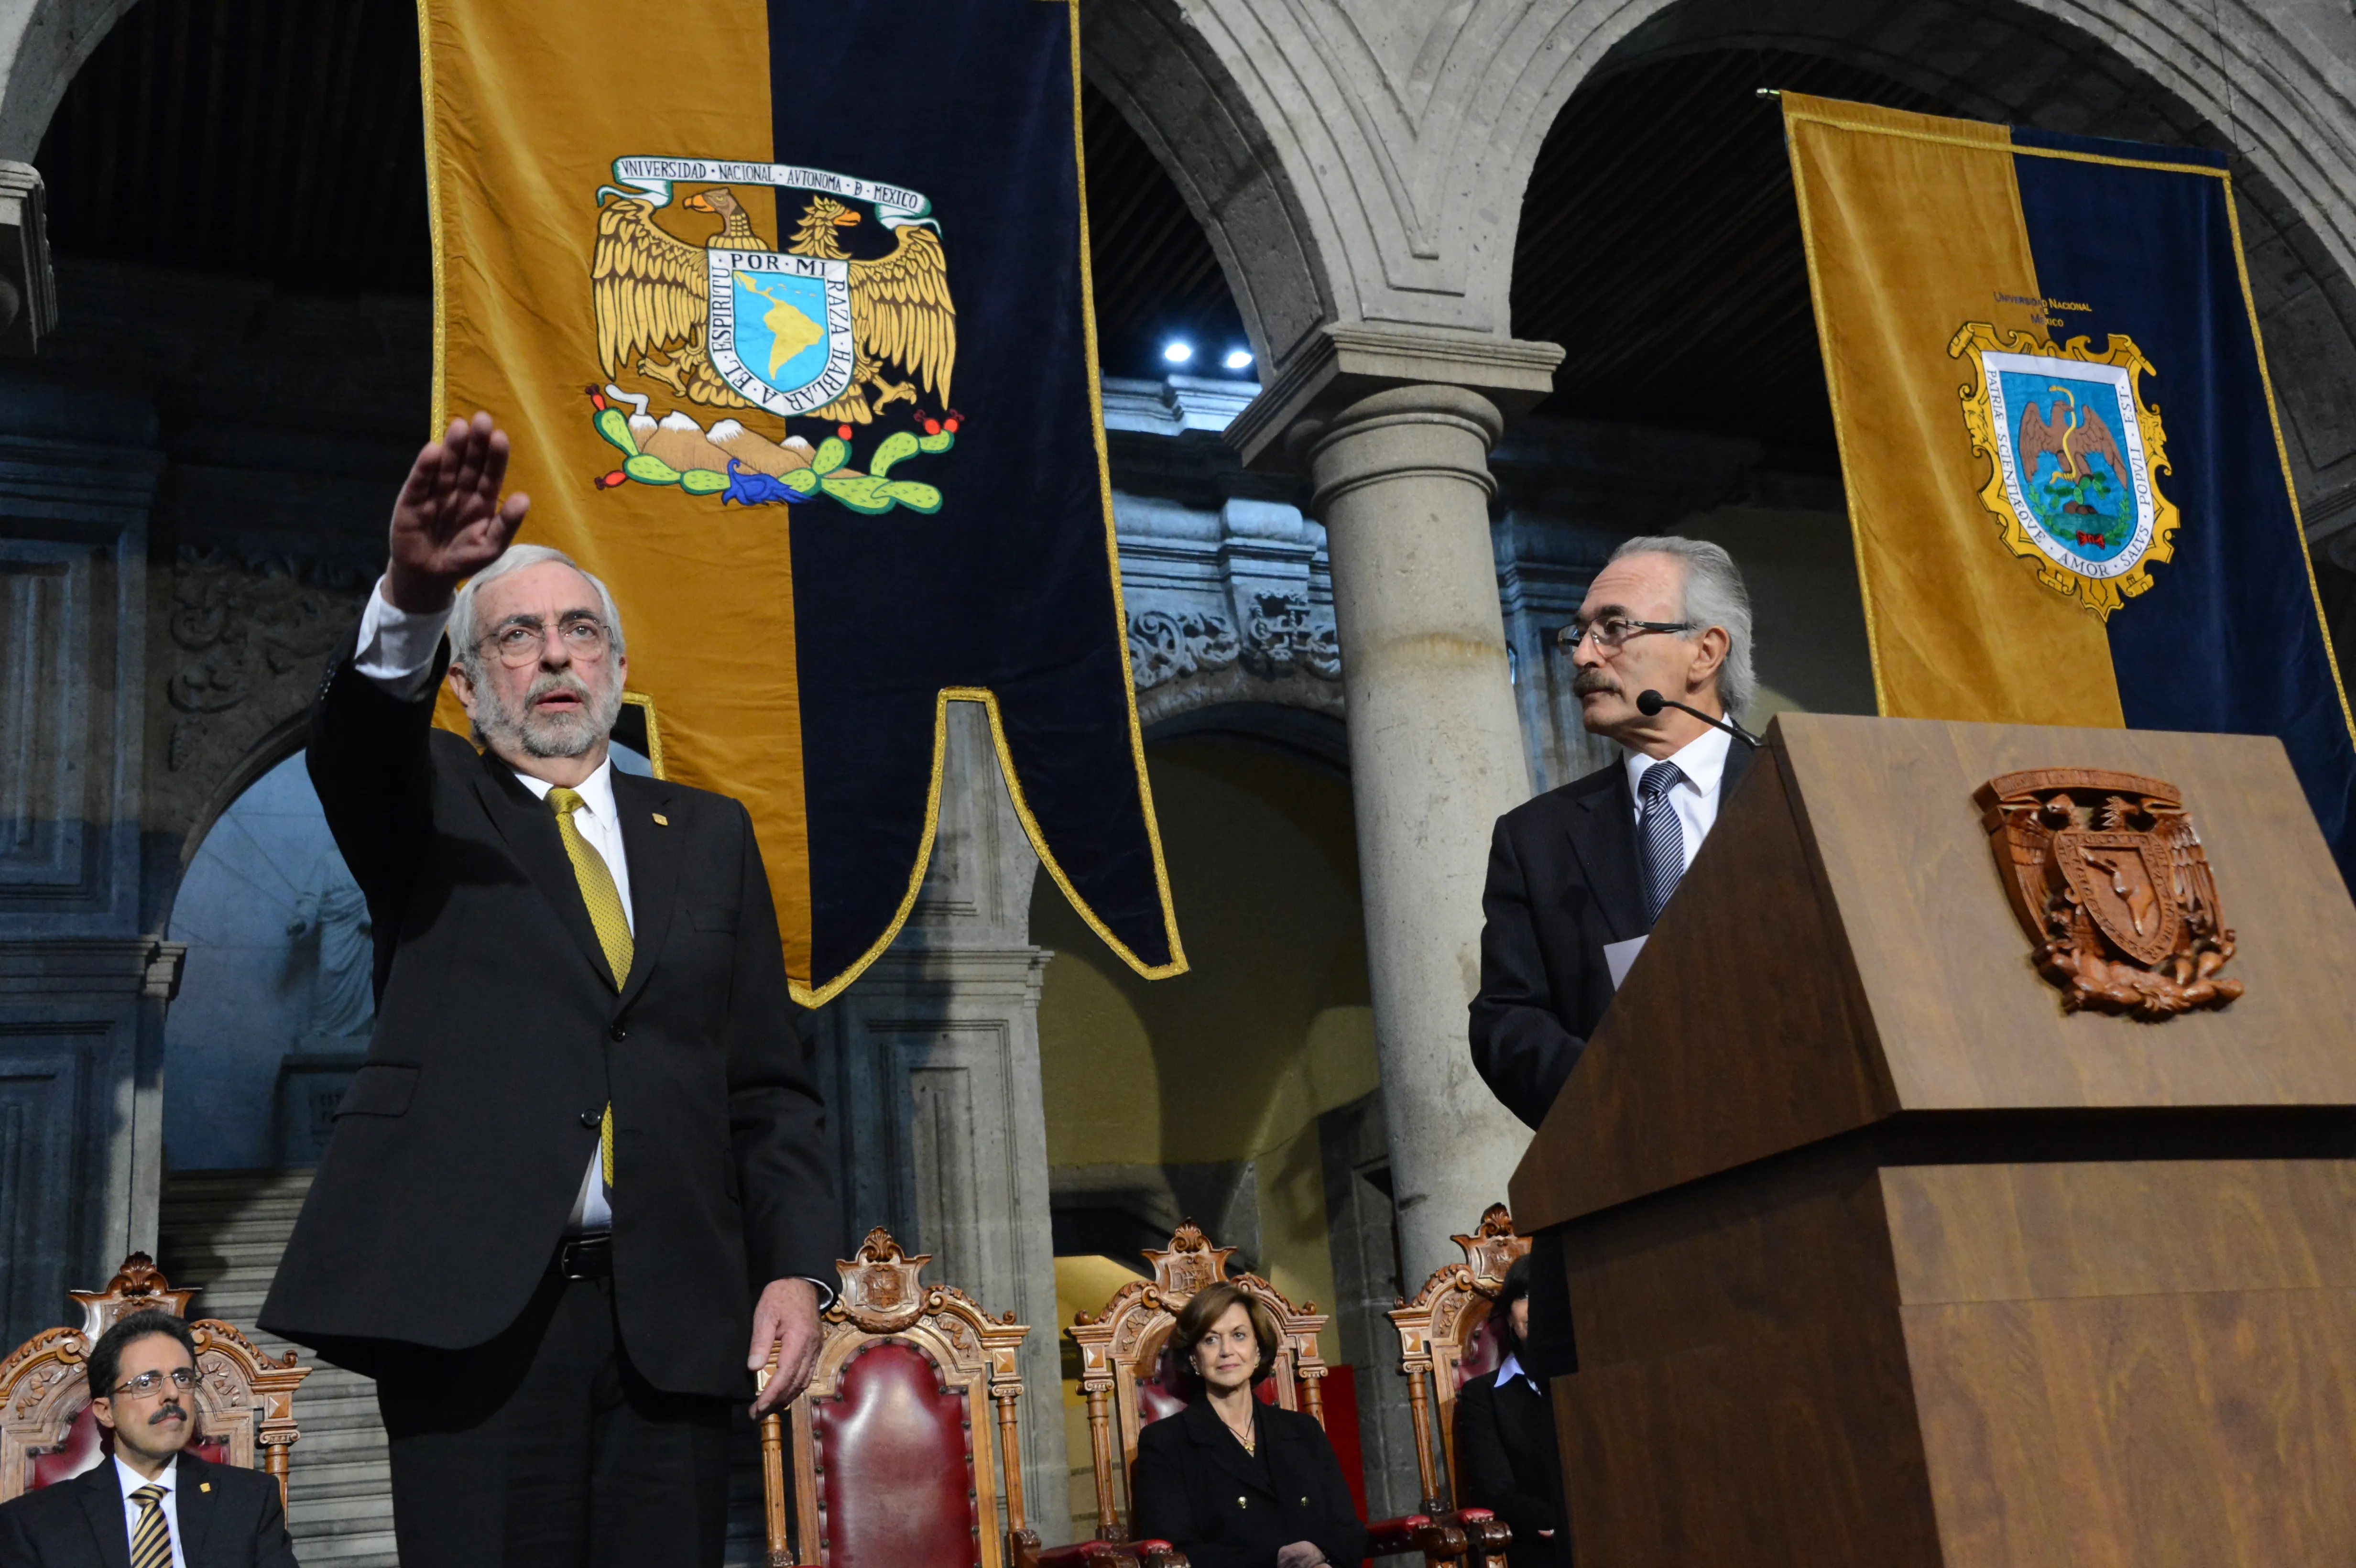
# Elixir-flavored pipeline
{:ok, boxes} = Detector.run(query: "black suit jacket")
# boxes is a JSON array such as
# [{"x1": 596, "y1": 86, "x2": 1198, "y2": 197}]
[
  {"x1": 1468, "y1": 743, "x2": 1757, "y2": 1130},
  {"x1": 258, "y1": 632, "x2": 838, "y2": 1398},
  {"x1": 1454, "y1": 1370, "x2": 1570, "y2": 1568},
  {"x1": 1467, "y1": 742, "x2": 1756, "y2": 1379},
  {"x1": 0, "y1": 1454, "x2": 298, "y2": 1568},
  {"x1": 1130, "y1": 1398, "x2": 1368, "y2": 1568}
]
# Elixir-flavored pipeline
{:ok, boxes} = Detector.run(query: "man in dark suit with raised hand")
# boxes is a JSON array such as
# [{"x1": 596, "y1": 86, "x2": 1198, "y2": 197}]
[
  {"x1": 1469, "y1": 534, "x2": 1758, "y2": 1383},
  {"x1": 0, "y1": 1309, "x2": 298, "y2": 1568},
  {"x1": 258, "y1": 412, "x2": 838, "y2": 1568}
]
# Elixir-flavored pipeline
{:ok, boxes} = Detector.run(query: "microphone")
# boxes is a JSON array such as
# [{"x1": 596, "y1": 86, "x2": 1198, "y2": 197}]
[{"x1": 1636, "y1": 688, "x2": 1761, "y2": 748}]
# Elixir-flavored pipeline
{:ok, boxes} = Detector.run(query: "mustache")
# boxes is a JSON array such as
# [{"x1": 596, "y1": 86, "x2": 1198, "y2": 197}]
[
  {"x1": 526, "y1": 670, "x2": 596, "y2": 706},
  {"x1": 1571, "y1": 668, "x2": 1620, "y2": 697},
  {"x1": 149, "y1": 1403, "x2": 186, "y2": 1426}
]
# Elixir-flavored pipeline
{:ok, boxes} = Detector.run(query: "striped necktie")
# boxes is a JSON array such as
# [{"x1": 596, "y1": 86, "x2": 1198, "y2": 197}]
[
  {"x1": 1638, "y1": 761, "x2": 1688, "y2": 928},
  {"x1": 549, "y1": 786, "x2": 632, "y2": 1194},
  {"x1": 129, "y1": 1483, "x2": 172, "y2": 1568}
]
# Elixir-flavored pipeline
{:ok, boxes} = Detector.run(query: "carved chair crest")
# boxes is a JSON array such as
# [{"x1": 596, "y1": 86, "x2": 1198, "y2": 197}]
[
  {"x1": 1066, "y1": 1222, "x2": 1331, "y2": 1540},
  {"x1": 1387, "y1": 1205, "x2": 1530, "y2": 1512},
  {"x1": 0, "y1": 1254, "x2": 310, "y2": 1511},
  {"x1": 764, "y1": 1228, "x2": 1033, "y2": 1568}
]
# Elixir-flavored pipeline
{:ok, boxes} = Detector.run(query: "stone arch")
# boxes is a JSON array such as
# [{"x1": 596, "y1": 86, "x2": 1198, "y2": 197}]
[
  {"x1": 1084, "y1": 0, "x2": 2356, "y2": 391},
  {"x1": 163, "y1": 709, "x2": 313, "y2": 928},
  {"x1": 0, "y1": 0, "x2": 140, "y2": 157},
  {"x1": 1080, "y1": 0, "x2": 1335, "y2": 368},
  {"x1": 1143, "y1": 697, "x2": 1350, "y2": 775}
]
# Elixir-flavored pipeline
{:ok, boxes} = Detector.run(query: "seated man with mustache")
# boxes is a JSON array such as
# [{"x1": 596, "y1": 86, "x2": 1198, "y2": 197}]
[{"x1": 0, "y1": 1308, "x2": 299, "y2": 1567}]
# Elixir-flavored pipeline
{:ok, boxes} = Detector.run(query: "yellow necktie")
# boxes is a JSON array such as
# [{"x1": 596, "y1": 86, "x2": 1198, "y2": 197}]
[
  {"x1": 549, "y1": 787, "x2": 632, "y2": 1191},
  {"x1": 129, "y1": 1484, "x2": 172, "y2": 1568}
]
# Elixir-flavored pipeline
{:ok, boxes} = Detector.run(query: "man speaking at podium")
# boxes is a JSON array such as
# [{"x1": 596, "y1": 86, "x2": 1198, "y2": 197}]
[
  {"x1": 260, "y1": 413, "x2": 838, "y2": 1568},
  {"x1": 1469, "y1": 535, "x2": 1757, "y2": 1375}
]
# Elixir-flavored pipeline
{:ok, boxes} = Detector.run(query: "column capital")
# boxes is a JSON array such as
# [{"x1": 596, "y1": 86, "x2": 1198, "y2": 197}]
[
  {"x1": 1225, "y1": 322, "x2": 1563, "y2": 469},
  {"x1": 1292, "y1": 383, "x2": 1507, "y2": 518}
]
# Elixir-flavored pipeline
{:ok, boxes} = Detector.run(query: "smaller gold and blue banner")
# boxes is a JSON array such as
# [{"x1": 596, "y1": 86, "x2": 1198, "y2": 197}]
[
  {"x1": 420, "y1": 0, "x2": 1185, "y2": 1001},
  {"x1": 1785, "y1": 93, "x2": 2356, "y2": 884}
]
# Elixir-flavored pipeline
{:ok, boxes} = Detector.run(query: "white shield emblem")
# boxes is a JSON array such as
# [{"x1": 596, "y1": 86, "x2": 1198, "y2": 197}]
[
  {"x1": 1980, "y1": 352, "x2": 2159, "y2": 583},
  {"x1": 705, "y1": 249, "x2": 855, "y2": 417},
  {"x1": 1952, "y1": 324, "x2": 2179, "y2": 619}
]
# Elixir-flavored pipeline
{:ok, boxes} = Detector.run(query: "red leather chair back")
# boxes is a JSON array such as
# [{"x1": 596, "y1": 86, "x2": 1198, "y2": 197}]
[
  {"x1": 27, "y1": 1405, "x2": 101, "y2": 1489},
  {"x1": 1135, "y1": 1343, "x2": 1190, "y2": 1426},
  {"x1": 1451, "y1": 1302, "x2": 1502, "y2": 1394},
  {"x1": 28, "y1": 1405, "x2": 231, "y2": 1490},
  {"x1": 808, "y1": 1339, "x2": 978, "y2": 1568}
]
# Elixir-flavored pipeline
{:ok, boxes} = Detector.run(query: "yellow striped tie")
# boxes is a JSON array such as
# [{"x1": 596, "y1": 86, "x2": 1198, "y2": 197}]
[
  {"x1": 129, "y1": 1483, "x2": 172, "y2": 1568},
  {"x1": 549, "y1": 787, "x2": 632, "y2": 1191}
]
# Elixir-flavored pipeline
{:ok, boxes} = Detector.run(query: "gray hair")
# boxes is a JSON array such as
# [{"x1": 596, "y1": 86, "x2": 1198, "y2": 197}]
[
  {"x1": 1608, "y1": 535, "x2": 1756, "y2": 718},
  {"x1": 447, "y1": 544, "x2": 627, "y2": 679}
]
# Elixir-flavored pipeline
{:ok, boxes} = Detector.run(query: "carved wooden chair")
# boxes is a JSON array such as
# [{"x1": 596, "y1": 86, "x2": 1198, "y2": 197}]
[
  {"x1": 758, "y1": 1229, "x2": 1163, "y2": 1568},
  {"x1": 1067, "y1": 1221, "x2": 1492, "y2": 1567},
  {"x1": 0, "y1": 1253, "x2": 311, "y2": 1513},
  {"x1": 1388, "y1": 1204, "x2": 1531, "y2": 1514},
  {"x1": 1378, "y1": 1205, "x2": 1530, "y2": 1567}
]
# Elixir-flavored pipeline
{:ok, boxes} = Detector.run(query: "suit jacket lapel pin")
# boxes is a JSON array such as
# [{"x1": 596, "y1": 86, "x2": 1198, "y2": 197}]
[{"x1": 652, "y1": 813, "x2": 668, "y2": 826}]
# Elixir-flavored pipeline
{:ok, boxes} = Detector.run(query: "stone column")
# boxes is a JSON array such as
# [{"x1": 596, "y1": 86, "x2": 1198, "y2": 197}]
[
  {"x1": 1288, "y1": 383, "x2": 1545, "y2": 1285},
  {"x1": 811, "y1": 702, "x2": 1070, "y2": 1544}
]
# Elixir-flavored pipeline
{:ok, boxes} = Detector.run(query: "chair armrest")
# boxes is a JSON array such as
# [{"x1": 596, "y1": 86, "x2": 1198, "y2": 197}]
[
  {"x1": 1364, "y1": 1512, "x2": 1431, "y2": 1555},
  {"x1": 1431, "y1": 1509, "x2": 1510, "y2": 1568},
  {"x1": 1366, "y1": 1512, "x2": 1471, "y2": 1564},
  {"x1": 1010, "y1": 1532, "x2": 1184, "y2": 1568}
]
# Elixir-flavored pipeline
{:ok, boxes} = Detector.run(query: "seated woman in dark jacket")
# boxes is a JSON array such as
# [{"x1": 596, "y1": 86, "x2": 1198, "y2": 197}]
[
  {"x1": 1131, "y1": 1281, "x2": 1368, "y2": 1568},
  {"x1": 1454, "y1": 1256, "x2": 1571, "y2": 1565}
]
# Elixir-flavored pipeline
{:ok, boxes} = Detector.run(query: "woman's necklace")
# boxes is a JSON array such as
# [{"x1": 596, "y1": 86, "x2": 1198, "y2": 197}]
[{"x1": 1218, "y1": 1405, "x2": 1256, "y2": 1456}]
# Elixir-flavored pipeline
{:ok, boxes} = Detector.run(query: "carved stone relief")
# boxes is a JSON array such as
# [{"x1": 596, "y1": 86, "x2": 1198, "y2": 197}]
[
  {"x1": 157, "y1": 549, "x2": 371, "y2": 840},
  {"x1": 1128, "y1": 595, "x2": 1340, "y2": 694},
  {"x1": 1239, "y1": 592, "x2": 1341, "y2": 681},
  {"x1": 1129, "y1": 609, "x2": 1240, "y2": 690}
]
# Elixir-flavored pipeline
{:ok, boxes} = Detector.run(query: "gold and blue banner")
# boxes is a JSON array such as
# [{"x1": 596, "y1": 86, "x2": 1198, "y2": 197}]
[
  {"x1": 418, "y1": 0, "x2": 1185, "y2": 1000},
  {"x1": 1785, "y1": 94, "x2": 2356, "y2": 884}
]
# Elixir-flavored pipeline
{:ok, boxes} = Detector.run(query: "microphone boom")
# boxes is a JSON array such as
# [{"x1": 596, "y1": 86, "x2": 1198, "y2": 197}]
[{"x1": 1635, "y1": 688, "x2": 1761, "y2": 747}]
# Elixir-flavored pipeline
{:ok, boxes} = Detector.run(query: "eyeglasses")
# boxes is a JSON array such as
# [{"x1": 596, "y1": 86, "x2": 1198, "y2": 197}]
[
  {"x1": 1558, "y1": 616, "x2": 1693, "y2": 653},
  {"x1": 478, "y1": 615, "x2": 611, "y2": 668},
  {"x1": 112, "y1": 1367, "x2": 197, "y2": 1399}
]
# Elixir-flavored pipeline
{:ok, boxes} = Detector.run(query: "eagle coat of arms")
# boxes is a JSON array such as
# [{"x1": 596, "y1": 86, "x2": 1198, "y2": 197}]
[
  {"x1": 1976, "y1": 768, "x2": 2243, "y2": 1018},
  {"x1": 580, "y1": 156, "x2": 960, "y2": 515},
  {"x1": 1950, "y1": 324, "x2": 2179, "y2": 619}
]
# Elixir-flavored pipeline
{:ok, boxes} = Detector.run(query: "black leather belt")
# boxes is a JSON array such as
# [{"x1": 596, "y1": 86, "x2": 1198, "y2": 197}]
[{"x1": 556, "y1": 1231, "x2": 613, "y2": 1281}]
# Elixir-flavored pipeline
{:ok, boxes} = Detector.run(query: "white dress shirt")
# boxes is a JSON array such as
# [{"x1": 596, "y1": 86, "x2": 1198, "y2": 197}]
[
  {"x1": 353, "y1": 581, "x2": 627, "y2": 1231},
  {"x1": 113, "y1": 1453, "x2": 186, "y2": 1568},
  {"x1": 1493, "y1": 1349, "x2": 1538, "y2": 1394},
  {"x1": 1624, "y1": 723, "x2": 1735, "y2": 875}
]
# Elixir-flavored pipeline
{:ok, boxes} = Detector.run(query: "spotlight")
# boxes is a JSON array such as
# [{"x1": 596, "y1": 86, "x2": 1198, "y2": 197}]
[
  {"x1": 1223, "y1": 348, "x2": 1254, "y2": 371},
  {"x1": 1162, "y1": 341, "x2": 1194, "y2": 365}
]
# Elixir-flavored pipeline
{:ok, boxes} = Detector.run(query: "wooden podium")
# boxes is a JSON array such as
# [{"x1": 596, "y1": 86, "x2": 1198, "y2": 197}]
[{"x1": 1507, "y1": 713, "x2": 2356, "y2": 1566}]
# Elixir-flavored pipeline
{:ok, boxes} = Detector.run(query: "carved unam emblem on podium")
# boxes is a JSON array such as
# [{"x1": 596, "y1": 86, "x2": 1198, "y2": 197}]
[{"x1": 1976, "y1": 769, "x2": 2243, "y2": 1018}]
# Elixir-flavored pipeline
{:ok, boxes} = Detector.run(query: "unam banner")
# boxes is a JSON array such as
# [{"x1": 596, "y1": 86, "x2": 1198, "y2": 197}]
[{"x1": 418, "y1": 0, "x2": 1187, "y2": 999}]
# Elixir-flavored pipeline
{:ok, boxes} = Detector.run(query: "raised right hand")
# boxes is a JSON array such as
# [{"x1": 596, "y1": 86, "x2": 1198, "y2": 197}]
[{"x1": 384, "y1": 411, "x2": 532, "y2": 613}]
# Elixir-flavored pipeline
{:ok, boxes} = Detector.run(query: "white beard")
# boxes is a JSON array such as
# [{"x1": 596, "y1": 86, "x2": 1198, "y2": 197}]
[{"x1": 472, "y1": 665, "x2": 624, "y2": 760}]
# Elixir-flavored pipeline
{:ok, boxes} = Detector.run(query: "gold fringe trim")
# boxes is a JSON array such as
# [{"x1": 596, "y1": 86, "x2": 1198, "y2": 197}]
[
  {"x1": 414, "y1": 0, "x2": 447, "y2": 436},
  {"x1": 2221, "y1": 175, "x2": 2356, "y2": 749}
]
